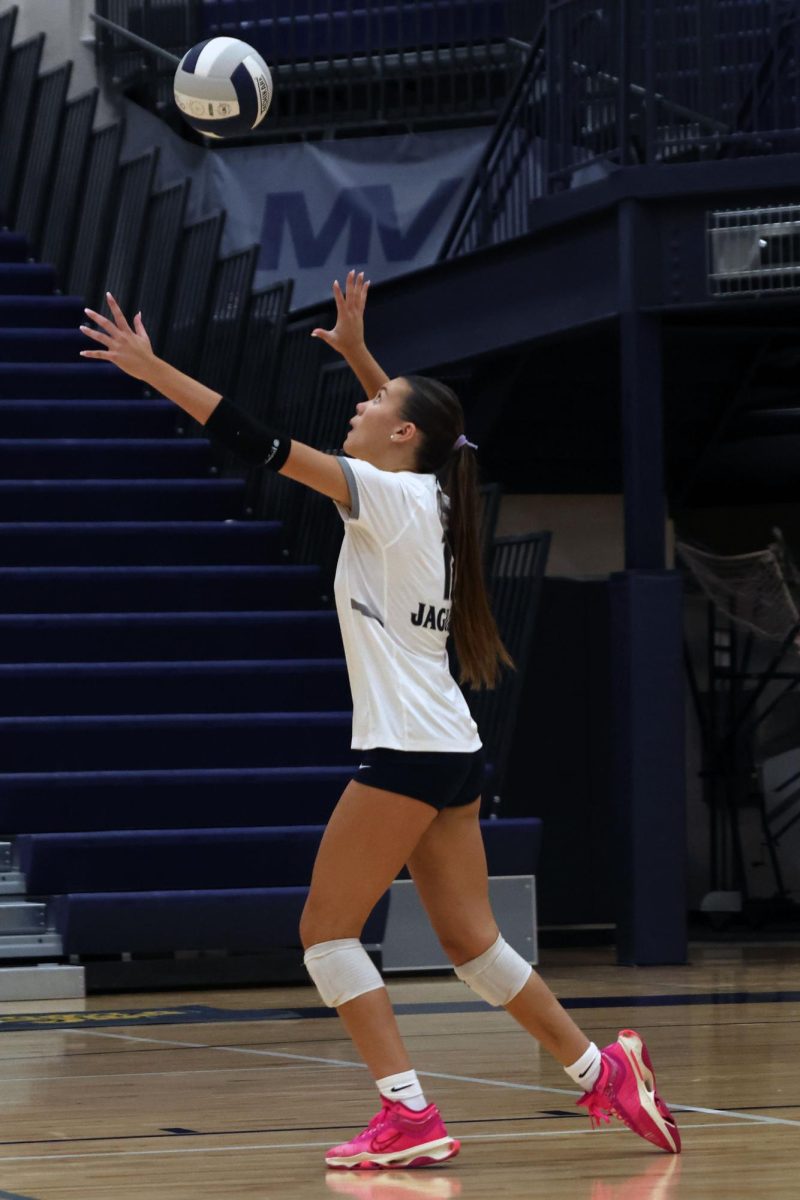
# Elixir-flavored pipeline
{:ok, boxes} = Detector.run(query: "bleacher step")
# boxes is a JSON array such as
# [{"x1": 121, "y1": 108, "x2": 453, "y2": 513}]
[
  {"x1": 0, "y1": 438, "x2": 213, "y2": 478},
  {"x1": 0, "y1": 899, "x2": 48, "y2": 934},
  {"x1": 0, "y1": 658, "x2": 350, "y2": 715},
  {"x1": 0, "y1": 328, "x2": 93, "y2": 363},
  {"x1": 0, "y1": 964, "x2": 84, "y2": 999},
  {"x1": 0, "y1": 399, "x2": 180, "y2": 438},
  {"x1": 0, "y1": 520, "x2": 282, "y2": 566},
  {"x1": 0, "y1": 479, "x2": 247, "y2": 522},
  {"x1": 0, "y1": 871, "x2": 27, "y2": 895},
  {"x1": 0, "y1": 933, "x2": 63, "y2": 960},
  {"x1": 0, "y1": 296, "x2": 85, "y2": 328},
  {"x1": 0, "y1": 565, "x2": 322, "y2": 613},
  {"x1": 0, "y1": 610, "x2": 340, "y2": 662},
  {"x1": 0, "y1": 363, "x2": 144, "y2": 398}
]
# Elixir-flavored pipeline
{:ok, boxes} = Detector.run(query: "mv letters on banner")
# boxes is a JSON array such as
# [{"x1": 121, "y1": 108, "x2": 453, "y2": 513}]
[{"x1": 259, "y1": 180, "x2": 461, "y2": 269}]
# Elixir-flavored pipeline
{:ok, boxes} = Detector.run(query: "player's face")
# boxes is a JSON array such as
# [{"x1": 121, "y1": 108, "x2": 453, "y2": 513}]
[{"x1": 342, "y1": 377, "x2": 415, "y2": 463}]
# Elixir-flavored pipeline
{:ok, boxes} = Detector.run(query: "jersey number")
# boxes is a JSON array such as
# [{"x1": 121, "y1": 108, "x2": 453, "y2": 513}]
[{"x1": 443, "y1": 538, "x2": 453, "y2": 602}]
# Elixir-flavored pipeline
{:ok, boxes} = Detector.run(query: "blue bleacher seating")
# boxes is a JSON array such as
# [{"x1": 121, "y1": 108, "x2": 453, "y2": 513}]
[
  {"x1": 0, "y1": 227, "x2": 542, "y2": 966},
  {"x1": 199, "y1": 1, "x2": 508, "y2": 64},
  {"x1": 20, "y1": 821, "x2": 542, "y2": 894},
  {"x1": 22, "y1": 819, "x2": 540, "y2": 954},
  {"x1": 52, "y1": 888, "x2": 390, "y2": 955}
]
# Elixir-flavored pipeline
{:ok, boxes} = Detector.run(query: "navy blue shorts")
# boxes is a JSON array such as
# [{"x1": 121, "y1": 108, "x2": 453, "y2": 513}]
[{"x1": 351, "y1": 747, "x2": 486, "y2": 811}]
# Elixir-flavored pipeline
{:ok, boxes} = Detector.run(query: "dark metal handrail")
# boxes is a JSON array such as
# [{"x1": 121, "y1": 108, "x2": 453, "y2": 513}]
[
  {"x1": 94, "y1": 0, "x2": 524, "y2": 139},
  {"x1": 443, "y1": 0, "x2": 800, "y2": 259}
]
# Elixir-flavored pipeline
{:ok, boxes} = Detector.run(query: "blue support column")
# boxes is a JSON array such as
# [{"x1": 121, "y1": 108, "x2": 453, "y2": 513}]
[
  {"x1": 610, "y1": 570, "x2": 688, "y2": 964},
  {"x1": 613, "y1": 200, "x2": 687, "y2": 965}
]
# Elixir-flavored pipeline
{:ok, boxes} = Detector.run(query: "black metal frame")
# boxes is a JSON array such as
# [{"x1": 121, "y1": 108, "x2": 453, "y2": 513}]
[
  {"x1": 0, "y1": 6, "x2": 17, "y2": 97},
  {"x1": 195, "y1": 245, "x2": 259, "y2": 396},
  {"x1": 134, "y1": 179, "x2": 190, "y2": 349},
  {"x1": 0, "y1": 35, "x2": 44, "y2": 226},
  {"x1": 289, "y1": 362, "x2": 362, "y2": 587},
  {"x1": 40, "y1": 90, "x2": 99, "y2": 291},
  {"x1": 683, "y1": 596, "x2": 800, "y2": 911},
  {"x1": 101, "y1": 150, "x2": 161, "y2": 313},
  {"x1": 444, "y1": 0, "x2": 800, "y2": 259},
  {"x1": 94, "y1": 0, "x2": 523, "y2": 139},
  {"x1": 466, "y1": 530, "x2": 551, "y2": 809},
  {"x1": 160, "y1": 211, "x2": 225, "y2": 373},
  {"x1": 67, "y1": 122, "x2": 126, "y2": 305},
  {"x1": 234, "y1": 278, "x2": 294, "y2": 420},
  {"x1": 13, "y1": 63, "x2": 72, "y2": 254},
  {"x1": 248, "y1": 315, "x2": 328, "y2": 532}
]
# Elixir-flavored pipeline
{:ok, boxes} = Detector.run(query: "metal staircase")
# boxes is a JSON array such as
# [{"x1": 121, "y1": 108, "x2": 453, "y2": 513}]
[
  {"x1": 442, "y1": 0, "x2": 800, "y2": 260},
  {"x1": 0, "y1": 841, "x2": 63, "y2": 960}
]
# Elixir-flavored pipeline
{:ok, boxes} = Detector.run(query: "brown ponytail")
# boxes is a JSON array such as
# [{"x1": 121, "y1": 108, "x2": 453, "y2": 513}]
[{"x1": 401, "y1": 376, "x2": 514, "y2": 689}]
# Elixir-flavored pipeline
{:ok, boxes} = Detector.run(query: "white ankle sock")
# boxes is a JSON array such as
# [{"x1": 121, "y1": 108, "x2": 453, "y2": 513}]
[
  {"x1": 565, "y1": 1042, "x2": 602, "y2": 1092},
  {"x1": 377, "y1": 1069, "x2": 428, "y2": 1112}
]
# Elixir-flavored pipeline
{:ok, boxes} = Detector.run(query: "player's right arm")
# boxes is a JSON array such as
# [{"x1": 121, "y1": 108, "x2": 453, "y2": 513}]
[
  {"x1": 79, "y1": 293, "x2": 351, "y2": 507},
  {"x1": 312, "y1": 270, "x2": 389, "y2": 400}
]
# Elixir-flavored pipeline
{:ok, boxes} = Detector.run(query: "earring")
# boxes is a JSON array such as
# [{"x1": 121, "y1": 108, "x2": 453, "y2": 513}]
[{"x1": 390, "y1": 434, "x2": 396, "y2": 440}]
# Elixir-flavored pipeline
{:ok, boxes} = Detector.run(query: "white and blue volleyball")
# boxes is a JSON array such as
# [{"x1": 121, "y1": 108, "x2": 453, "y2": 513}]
[{"x1": 174, "y1": 38, "x2": 273, "y2": 139}]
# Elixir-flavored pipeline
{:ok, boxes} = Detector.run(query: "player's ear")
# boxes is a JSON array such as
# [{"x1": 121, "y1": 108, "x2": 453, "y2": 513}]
[{"x1": 393, "y1": 422, "x2": 416, "y2": 442}]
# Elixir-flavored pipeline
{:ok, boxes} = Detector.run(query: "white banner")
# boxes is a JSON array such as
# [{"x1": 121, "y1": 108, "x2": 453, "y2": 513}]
[{"x1": 122, "y1": 103, "x2": 489, "y2": 309}]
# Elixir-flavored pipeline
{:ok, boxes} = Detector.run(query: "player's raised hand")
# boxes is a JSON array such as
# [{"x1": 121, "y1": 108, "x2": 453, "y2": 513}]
[
  {"x1": 311, "y1": 269, "x2": 370, "y2": 358},
  {"x1": 79, "y1": 293, "x2": 157, "y2": 381}
]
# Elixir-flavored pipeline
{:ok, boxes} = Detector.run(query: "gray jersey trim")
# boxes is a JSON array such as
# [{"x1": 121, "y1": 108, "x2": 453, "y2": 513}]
[
  {"x1": 338, "y1": 457, "x2": 360, "y2": 520},
  {"x1": 351, "y1": 599, "x2": 384, "y2": 627}
]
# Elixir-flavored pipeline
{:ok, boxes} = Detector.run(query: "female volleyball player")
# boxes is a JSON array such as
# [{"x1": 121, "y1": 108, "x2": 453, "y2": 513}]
[{"x1": 80, "y1": 274, "x2": 680, "y2": 1169}]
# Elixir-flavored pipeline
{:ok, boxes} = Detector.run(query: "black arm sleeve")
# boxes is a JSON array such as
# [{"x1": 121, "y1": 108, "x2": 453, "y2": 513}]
[{"x1": 203, "y1": 397, "x2": 292, "y2": 471}]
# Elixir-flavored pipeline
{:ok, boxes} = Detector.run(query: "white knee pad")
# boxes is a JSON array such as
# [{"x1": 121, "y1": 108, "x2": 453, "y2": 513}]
[
  {"x1": 454, "y1": 934, "x2": 532, "y2": 1007},
  {"x1": 303, "y1": 938, "x2": 385, "y2": 1008}
]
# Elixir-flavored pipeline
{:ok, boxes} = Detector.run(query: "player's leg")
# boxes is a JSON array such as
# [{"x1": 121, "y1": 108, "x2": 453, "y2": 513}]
[
  {"x1": 300, "y1": 779, "x2": 460, "y2": 1169},
  {"x1": 300, "y1": 777, "x2": 438, "y2": 1077},
  {"x1": 406, "y1": 796, "x2": 589, "y2": 1064},
  {"x1": 407, "y1": 798, "x2": 681, "y2": 1153}
]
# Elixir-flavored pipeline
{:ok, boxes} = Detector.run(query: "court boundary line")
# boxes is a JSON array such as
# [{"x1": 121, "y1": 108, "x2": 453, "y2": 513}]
[
  {"x1": 0, "y1": 1121, "x2": 757, "y2": 1165},
  {"x1": 70, "y1": 1028, "x2": 800, "y2": 1129}
]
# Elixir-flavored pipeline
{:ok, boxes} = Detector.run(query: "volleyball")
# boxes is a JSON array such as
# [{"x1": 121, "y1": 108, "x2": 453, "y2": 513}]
[{"x1": 173, "y1": 37, "x2": 273, "y2": 139}]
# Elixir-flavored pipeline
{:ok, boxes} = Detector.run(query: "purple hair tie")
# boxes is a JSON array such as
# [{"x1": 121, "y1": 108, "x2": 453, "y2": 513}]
[{"x1": 453, "y1": 434, "x2": 478, "y2": 452}]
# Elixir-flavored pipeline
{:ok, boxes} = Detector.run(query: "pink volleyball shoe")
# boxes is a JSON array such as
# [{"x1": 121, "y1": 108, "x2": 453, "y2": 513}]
[
  {"x1": 577, "y1": 1030, "x2": 681, "y2": 1154},
  {"x1": 325, "y1": 1099, "x2": 460, "y2": 1170}
]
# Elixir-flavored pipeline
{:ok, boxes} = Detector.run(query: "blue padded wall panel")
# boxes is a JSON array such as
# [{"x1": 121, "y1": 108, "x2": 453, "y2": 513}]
[
  {"x1": 19, "y1": 820, "x2": 542, "y2": 893},
  {"x1": 0, "y1": 659, "x2": 350, "y2": 716},
  {"x1": 0, "y1": 480, "x2": 247, "y2": 522},
  {"x1": 19, "y1": 826, "x2": 327, "y2": 893},
  {"x1": 0, "y1": 521, "x2": 283, "y2": 567},
  {"x1": 53, "y1": 887, "x2": 390, "y2": 954},
  {"x1": 0, "y1": 610, "x2": 341, "y2": 662},
  {"x1": 0, "y1": 766, "x2": 351, "y2": 833},
  {"x1": 0, "y1": 565, "x2": 322, "y2": 613},
  {"x1": 0, "y1": 711, "x2": 353, "y2": 771}
]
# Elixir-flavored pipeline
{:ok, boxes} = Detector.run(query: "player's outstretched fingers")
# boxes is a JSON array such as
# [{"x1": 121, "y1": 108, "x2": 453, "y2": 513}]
[
  {"x1": 106, "y1": 292, "x2": 133, "y2": 332},
  {"x1": 332, "y1": 279, "x2": 347, "y2": 315},
  {"x1": 79, "y1": 323, "x2": 112, "y2": 347},
  {"x1": 83, "y1": 307, "x2": 117, "y2": 336}
]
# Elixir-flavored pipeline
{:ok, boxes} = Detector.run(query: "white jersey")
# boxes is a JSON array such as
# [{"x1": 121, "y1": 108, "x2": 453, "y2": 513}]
[{"x1": 333, "y1": 456, "x2": 482, "y2": 753}]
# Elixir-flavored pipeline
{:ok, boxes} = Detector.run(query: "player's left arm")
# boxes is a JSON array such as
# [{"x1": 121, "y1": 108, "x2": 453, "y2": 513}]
[{"x1": 80, "y1": 293, "x2": 351, "y2": 507}]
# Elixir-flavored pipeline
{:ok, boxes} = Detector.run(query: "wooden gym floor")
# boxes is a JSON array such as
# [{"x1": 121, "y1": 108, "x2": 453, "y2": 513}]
[{"x1": 0, "y1": 943, "x2": 796, "y2": 1199}]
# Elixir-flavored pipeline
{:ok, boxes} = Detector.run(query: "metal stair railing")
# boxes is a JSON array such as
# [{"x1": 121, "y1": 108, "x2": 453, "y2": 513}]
[
  {"x1": 94, "y1": 0, "x2": 523, "y2": 139},
  {"x1": 465, "y1": 530, "x2": 551, "y2": 813},
  {"x1": 442, "y1": 0, "x2": 799, "y2": 260}
]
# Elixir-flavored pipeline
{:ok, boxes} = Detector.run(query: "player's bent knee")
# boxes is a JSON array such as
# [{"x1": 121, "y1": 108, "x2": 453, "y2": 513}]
[
  {"x1": 437, "y1": 924, "x2": 500, "y2": 966},
  {"x1": 298, "y1": 902, "x2": 358, "y2": 951},
  {"x1": 303, "y1": 938, "x2": 385, "y2": 1008},
  {"x1": 454, "y1": 933, "x2": 532, "y2": 1007}
]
